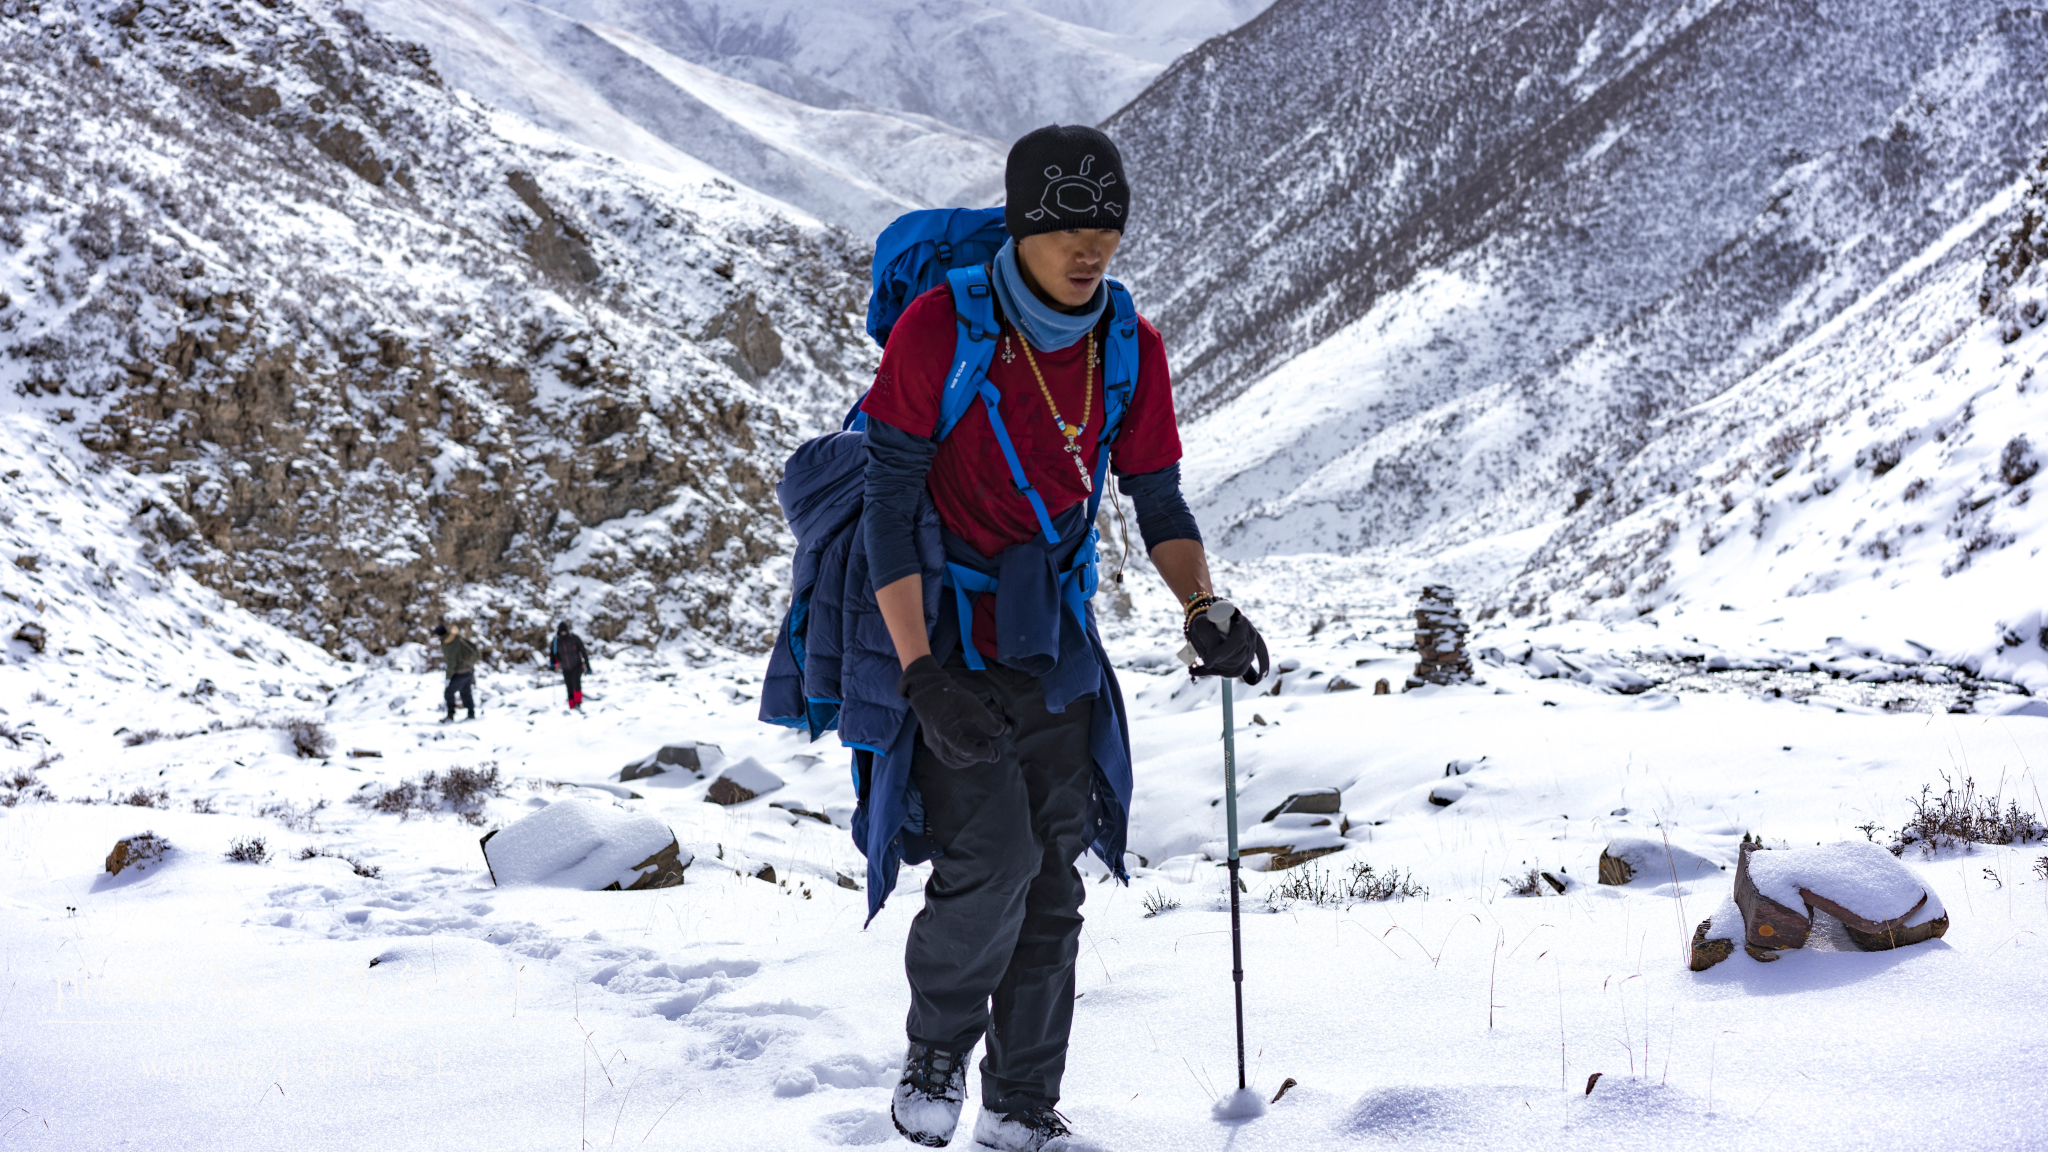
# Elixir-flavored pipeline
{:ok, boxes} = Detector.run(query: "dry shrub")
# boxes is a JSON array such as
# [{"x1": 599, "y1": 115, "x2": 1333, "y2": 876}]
[
  {"x1": 1141, "y1": 888, "x2": 1181, "y2": 917},
  {"x1": 350, "y1": 765, "x2": 502, "y2": 825},
  {"x1": 257, "y1": 798, "x2": 329, "y2": 831},
  {"x1": 2, "y1": 769, "x2": 55, "y2": 807},
  {"x1": 275, "y1": 717, "x2": 334, "y2": 759},
  {"x1": 225, "y1": 835, "x2": 269, "y2": 863},
  {"x1": 1890, "y1": 774, "x2": 2046, "y2": 855},
  {"x1": 1503, "y1": 868, "x2": 1547, "y2": 897},
  {"x1": 1276, "y1": 859, "x2": 1427, "y2": 906},
  {"x1": 123, "y1": 786, "x2": 171, "y2": 808},
  {"x1": 122, "y1": 728, "x2": 168, "y2": 747}
]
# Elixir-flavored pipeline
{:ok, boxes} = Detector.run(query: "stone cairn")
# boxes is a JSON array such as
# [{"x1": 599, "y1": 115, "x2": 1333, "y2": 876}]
[{"x1": 1406, "y1": 584, "x2": 1474, "y2": 688}]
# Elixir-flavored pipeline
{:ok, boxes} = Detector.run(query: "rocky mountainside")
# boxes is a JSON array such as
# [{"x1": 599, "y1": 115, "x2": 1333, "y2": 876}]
[
  {"x1": 1115, "y1": 0, "x2": 2023, "y2": 413},
  {"x1": 1, "y1": 0, "x2": 874, "y2": 661},
  {"x1": 1115, "y1": 0, "x2": 2048, "y2": 568},
  {"x1": 1502, "y1": 147, "x2": 2048, "y2": 691}
]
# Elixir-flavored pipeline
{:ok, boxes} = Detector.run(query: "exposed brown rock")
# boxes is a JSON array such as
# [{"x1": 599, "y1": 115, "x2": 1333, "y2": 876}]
[
  {"x1": 1262, "y1": 788, "x2": 1341, "y2": 823},
  {"x1": 1689, "y1": 919, "x2": 1734, "y2": 971},
  {"x1": 622, "y1": 743, "x2": 721, "y2": 782},
  {"x1": 1261, "y1": 845, "x2": 1343, "y2": 871},
  {"x1": 507, "y1": 171, "x2": 600, "y2": 284},
  {"x1": 1373, "y1": 678, "x2": 1390, "y2": 694},
  {"x1": 753, "y1": 863, "x2": 777, "y2": 883},
  {"x1": 106, "y1": 832, "x2": 171, "y2": 876},
  {"x1": 12, "y1": 621, "x2": 47, "y2": 654},
  {"x1": 1325, "y1": 675, "x2": 1361, "y2": 692},
  {"x1": 1734, "y1": 840, "x2": 1811, "y2": 952},
  {"x1": 1598, "y1": 850, "x2": 1635, "y2": 886},
  {"x1": 599, "y1": 837, "x2": 690, "y2": 891}
]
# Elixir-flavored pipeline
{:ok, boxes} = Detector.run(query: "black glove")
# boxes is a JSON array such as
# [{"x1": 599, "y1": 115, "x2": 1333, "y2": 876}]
[
  {"x1": 898, "y1": 655, "x2": 1005, "y2": 768},
  {"x1": 1182, "y1": 598, "x2": 1270, "y2": 685}
]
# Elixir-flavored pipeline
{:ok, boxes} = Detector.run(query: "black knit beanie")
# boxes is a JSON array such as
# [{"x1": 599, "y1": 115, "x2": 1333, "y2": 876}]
[{"x1": 1004, "y1": 125, "x2": 1130, "y2": 239}]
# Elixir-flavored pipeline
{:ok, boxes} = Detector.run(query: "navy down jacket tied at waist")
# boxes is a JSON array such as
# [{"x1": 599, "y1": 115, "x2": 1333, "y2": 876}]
[{"x1": 758, "y1": 430, "x2": 1132, "y2": 922}]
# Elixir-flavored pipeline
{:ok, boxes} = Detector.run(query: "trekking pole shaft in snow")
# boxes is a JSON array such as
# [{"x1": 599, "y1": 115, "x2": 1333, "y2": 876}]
[{"x1": 1222, "y1": 679, "x2": 1247, "y2": 1091}]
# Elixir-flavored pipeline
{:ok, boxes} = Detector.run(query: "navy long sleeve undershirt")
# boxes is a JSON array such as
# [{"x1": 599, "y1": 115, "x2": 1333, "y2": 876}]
[{"x1": 863, "y1": 418, "x2": 1200, "y2": 588}]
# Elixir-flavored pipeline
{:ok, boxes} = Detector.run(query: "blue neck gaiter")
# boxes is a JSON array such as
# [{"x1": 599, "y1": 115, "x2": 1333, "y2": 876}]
[{"x1": 991, "y1": 238, "x2": 1105, "y2": 352}]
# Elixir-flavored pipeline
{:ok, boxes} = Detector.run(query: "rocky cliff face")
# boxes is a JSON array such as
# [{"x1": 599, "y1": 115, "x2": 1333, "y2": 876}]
[{"x1": 1, "y1": 0, "x2": 874, "y2": 661}]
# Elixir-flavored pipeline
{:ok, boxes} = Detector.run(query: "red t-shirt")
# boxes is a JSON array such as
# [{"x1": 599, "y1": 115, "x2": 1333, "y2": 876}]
[{"x1": 862, "y1": 283, "x2": 1183, "y2": 653}]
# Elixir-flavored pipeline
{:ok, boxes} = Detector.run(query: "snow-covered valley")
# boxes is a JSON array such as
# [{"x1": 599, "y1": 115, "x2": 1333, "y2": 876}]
[{"x1": 5, "y1": 0, "x2": 2048, "y2": 1147}]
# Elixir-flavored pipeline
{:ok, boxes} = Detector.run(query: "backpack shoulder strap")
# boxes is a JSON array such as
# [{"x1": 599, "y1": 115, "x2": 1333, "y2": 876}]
[
  {"x1": 936, "y1": 265, "x2": 999, "y2": 441},
  {"x1": 1083, "y1": 277, "x2": 1142, "y2": 517},
  {"x1": 940, "y1": 264, "x2": 1059, "y2": 543}
]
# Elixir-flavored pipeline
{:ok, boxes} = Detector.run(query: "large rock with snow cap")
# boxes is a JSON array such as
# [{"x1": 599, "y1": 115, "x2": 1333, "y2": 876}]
[
  {"x1": 1731, "y1": 838, "x2": 1948, "y2": 957},
  {"x1": 620, "y1": 742, "x2": 723, "y2": 782},
  {"x1": 1597, "y1": 836, "x2": 1728, "y2": 887},
  {"x1": 704, "y1": 758, "x2": 784, "y2": 806},
  {"x1": 478, "y1": 799, "x2": 691, "y2": 891}
]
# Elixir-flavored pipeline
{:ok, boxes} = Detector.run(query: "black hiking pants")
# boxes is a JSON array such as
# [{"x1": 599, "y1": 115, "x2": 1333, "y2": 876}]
[
  {"x1": 903, "y1": 655, "x2": 1094, "y2": 1115},
  {"x1": 562, "y1": 667, "x2": 582, "y2": 704},
  {"x1": 444, "y1": 671, "x2": 475, "y2": 717}
]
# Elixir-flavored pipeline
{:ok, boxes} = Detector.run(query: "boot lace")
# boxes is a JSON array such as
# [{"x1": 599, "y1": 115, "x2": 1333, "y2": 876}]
[
  {"x1": 903, "y1": 1045, "x2": 962, "y2": 1098},
  {"x1": 1006, "y1": 1105, "x2": 1071, "y2": 1139}
]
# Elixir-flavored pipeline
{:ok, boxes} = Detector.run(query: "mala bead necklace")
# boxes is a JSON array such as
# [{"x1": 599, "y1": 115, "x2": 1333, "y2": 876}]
[{"x1": 1012, "y1": 327, "x2": 1099, "y2": 493}]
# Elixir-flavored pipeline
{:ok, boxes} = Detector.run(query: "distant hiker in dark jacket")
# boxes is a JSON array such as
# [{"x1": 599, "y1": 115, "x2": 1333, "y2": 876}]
[
  {"x1": 434, "y1": 621, "x2": 478, "y2": 722},
  {"x1": 549, "y1": 622, "x2": 592, "y2": 710},
  {"x1": 864, "y1": 127, "x2": 1269, "y2": 1152}
]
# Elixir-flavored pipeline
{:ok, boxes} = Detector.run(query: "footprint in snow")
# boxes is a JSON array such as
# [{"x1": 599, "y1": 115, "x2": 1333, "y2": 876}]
[{"x1": 814, "y1": 1109, "x2": 897, "y2": 1146}]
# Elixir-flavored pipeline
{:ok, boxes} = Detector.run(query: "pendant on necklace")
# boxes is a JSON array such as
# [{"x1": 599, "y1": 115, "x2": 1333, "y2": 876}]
[
  {"x1": 1000, "y1": 336, "x2": 1015, "y2": 364},
  {"x1": 1065, "y1": 443, "x2": 1092, "y2": 492}
]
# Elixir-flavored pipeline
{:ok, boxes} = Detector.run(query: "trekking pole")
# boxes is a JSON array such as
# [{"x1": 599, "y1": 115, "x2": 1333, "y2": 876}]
[{"x1": 1221, "y1": 677, "x2": 1247, "y2": 1092}]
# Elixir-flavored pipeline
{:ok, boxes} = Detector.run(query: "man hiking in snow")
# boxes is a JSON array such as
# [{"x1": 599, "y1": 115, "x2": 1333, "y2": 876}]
[
  {"x1": 549, "y1": 621, "x2": 592, "y2": 711},
  {"x1": 433, "y1": 620, "x2": 478, "y2": 722},
  {"x1": 851, "y1": 126, "x2": 1269, "y2": 1151}
]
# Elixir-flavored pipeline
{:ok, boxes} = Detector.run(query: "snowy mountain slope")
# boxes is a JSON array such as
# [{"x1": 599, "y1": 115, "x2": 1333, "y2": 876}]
[
  {"x1": 1500, "y1": 153, "x2": 2048, "y2": 695},
  {"x1": 517, "y1": 0, "x2": 1275, "y2": 143},
  {"x1": 1185, "y1": 11, "x2": 2048, "y2": 560},
  {"x1": 1111, "y1": 0, "x2": 2027, "y2": 420},
  {"x1": 358, "y1": 0, "x2": 1008, "y2": 236},
  {"x1": 1, "y1": 0, "x2": 875, "y2": 660}
]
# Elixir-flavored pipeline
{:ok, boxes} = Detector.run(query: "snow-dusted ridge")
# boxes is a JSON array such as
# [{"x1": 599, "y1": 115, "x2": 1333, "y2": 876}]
[{"x1": 2, "y1": 0, "x2": 875, "y2": 660}]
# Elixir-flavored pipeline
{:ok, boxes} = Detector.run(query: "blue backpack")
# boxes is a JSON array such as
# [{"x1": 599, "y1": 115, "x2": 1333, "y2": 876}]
[{"x1": 850, "y1": 206, "x2": 1141, "y2": 669}]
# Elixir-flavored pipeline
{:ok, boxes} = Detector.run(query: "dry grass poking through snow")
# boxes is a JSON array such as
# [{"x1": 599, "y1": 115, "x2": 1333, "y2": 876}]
[
  {"x1": 349, "y1": 765, "x2": 504, "y2": 825},
  {"x1": 1886, "y1": 773, "x2": 2047, "y2": 855},
  {"x1": 295, "y1": 847, "x2": 382, "y2": 879},
  {"x1": 224, "y1": 835, "x2": 269, "y2": 863},
  {"x1": 1272, "y1": 859, "x2": 1427, "y2": 906}
]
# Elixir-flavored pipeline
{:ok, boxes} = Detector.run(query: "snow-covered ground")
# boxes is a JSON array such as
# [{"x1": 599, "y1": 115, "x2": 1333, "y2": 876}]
[{"x1": 5, "y1": 590, "x2": 2046, "y2": 1148}]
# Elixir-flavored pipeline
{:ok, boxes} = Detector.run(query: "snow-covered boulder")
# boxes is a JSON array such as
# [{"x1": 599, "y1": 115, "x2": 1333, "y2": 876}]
[
  {"x1": 1234, "y1": 811, "x2": 1346, "y2": 871},
  {"x1": 105, "y1": 832, "x2": 171, "y2": 876},
  {"x1": 620, "y1": 742, "x2": 723, "y2": 782},
  {"x1": 704, "y1": 758, "x2": 783, "y2": 806},
  {"x1": 1732, "y1": 839, "x2": 1947, "y2": 958},
  {"x1": 1597, "y1": 836, "x2": 1729, "y2": 886},
  {"x1": 479, "y1": 800, "x2": 691, "y2": 891},
  {"x1": 1260, "y1": 787, "x2": 1341, "y2": 823}
]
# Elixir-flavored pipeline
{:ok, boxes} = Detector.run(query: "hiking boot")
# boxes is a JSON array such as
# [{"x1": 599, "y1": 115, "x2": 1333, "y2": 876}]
[
  {"x1": 439, "y1": 712, "x2": 455, "y2": 724},
  {"x1": 890, "y1": 1042, "x2": 967, "y2": 1148},
  {"x1": 972, "y1": 1104, "x2": 1102, "y2": 1152}
]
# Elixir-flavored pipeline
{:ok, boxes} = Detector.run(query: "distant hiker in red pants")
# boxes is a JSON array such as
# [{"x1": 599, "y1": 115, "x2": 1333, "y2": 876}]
[{"x1": 550, "y1": 622, "x2": 592, "y2": 710}]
